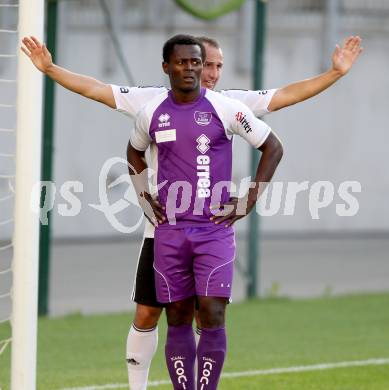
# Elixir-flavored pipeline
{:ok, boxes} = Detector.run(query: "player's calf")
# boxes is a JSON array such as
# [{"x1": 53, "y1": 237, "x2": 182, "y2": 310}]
[{"x1": 196, "y1": 297, "x2": 228, "y2": 390}]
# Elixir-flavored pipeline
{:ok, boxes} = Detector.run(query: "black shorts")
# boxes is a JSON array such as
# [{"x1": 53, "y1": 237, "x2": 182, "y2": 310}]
[{"x1": 131, "y1": 238, "x2": 164, "y2": 308}]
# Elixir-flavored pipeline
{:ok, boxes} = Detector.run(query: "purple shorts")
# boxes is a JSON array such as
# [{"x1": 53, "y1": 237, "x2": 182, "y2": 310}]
[{"x1": 154, "y1": 225, "x2": 236, "y2": 303}]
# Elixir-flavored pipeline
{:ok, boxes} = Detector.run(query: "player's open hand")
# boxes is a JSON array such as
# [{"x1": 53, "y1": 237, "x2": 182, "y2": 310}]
[
  {"x1": 210, "y1": 197, "x2": 255, "y2": 227},
  {"x1": 140, "y1": 192, "x2": 166, "y2": 227},
  {"x1": 332, "y1": 36, "x2": 363, "y2": 76},
  {"x1": 21, "y1": 36, "x2": 53, "y2": 73}
]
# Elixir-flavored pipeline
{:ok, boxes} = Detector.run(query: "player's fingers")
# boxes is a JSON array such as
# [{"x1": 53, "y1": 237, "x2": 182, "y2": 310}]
[
  {"x1": 20, "y1": 46, "x2": 31, "y2": 57},
  {"x1": 30, "y1": 36, "x2": 42, "y2": 49},
  {"x1": 153, "y1": 199, "x2": 165, "y2": 211},
  {"x1": 152, "y1": 207, "x2": 166, "y2": 223},
  {"x1": 342, "y1": 36, "x2": 353, "y2": 49},
  {"x1": 42, "y1": 44, "x2": 49, "y2": 56},
  {"x1": 210, "y1": 206, "x2": 232, "y2": 219},
  {"x1": 212, "y1": 212, "x2": 235, "y2": 225},
  {"x1": 351, "y1": 36, "x2": 361, "y2": 52},
  {"x1": 152, "y1": 202, "x2": 165, "y2": 217},
  {"x1": 349, "y1": 36, "x2": 360, "y2": 52},
  {"x1": 27, "y1": 36, "x2": 38, "y2": 50},
  {"x1": 225, "y1": 216, "x2": 241, "y2": 227},
  {"x1": 144, "y1": 213, "x2": 158, "y2": 227},
  {"x1": 22, "y1": 37, "x2": 33, "y2": 51}
]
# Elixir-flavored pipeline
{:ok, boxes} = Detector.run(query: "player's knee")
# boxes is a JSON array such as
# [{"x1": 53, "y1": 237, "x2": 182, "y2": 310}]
[
  {"x1": 166, "y1": 297, "x2": 195, "y2": 326},
  {"x1": 134, "y1": 304, "x2": 162, "y2": 329},
  {"x1": 198, "y1": 298, "x2": 226, "y2": 328}
]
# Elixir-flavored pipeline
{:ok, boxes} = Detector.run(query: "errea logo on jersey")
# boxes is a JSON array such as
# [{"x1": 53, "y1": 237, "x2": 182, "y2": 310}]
[
  {"x1": 158, "y1": 113, "x2": 171, "y2": 128},
  {"x1": 235, "y1": 112, "x2": 252, "y2": 134},
  {"x1": 196, "y1": 134, "x2": 210, "y2": 154},
  {"x1": 196, "y1": 135, "x2": 211, "y2": 199}
]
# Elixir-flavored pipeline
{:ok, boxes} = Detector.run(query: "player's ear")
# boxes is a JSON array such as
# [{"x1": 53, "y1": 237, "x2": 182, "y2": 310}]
[{"x1": 162, "y1": 61, "x2": 169, "y2": 75}]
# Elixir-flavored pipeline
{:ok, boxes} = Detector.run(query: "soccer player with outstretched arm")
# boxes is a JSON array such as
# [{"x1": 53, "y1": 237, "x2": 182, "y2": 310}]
[
  {"x1": 128, "y1": 34, "x2": 283, "y2": 389},
  {"x1": 21, "y1": 34, "x2": 362, "y2": 390}
]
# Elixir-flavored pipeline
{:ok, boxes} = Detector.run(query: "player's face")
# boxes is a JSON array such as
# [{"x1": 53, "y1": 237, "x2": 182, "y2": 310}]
[
  {"x1": 163, "y1": 44, "x2": 203, "y2": 93},
  {"x1": 201, "y1": 43, "x2": 223, "y2": 90}
]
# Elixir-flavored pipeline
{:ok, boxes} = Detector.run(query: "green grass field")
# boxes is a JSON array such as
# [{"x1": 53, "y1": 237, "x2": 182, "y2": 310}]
[{"x1": 1, "y1": 293, "x2": 389, "y2": 389}]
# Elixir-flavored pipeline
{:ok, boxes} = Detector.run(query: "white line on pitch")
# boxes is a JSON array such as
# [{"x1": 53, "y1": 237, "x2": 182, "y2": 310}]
[{"x1": 60, "y1": 357, "x2": 389, "y2": 390}]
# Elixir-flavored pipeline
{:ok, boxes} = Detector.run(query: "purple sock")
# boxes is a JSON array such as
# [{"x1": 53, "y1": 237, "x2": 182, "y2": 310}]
[
  {"x1": 197, "y1": 327, "x2": 227, "y2": 390},
  {"x1": 165, "y1": 324, "x2": 196, "y2": 390}
]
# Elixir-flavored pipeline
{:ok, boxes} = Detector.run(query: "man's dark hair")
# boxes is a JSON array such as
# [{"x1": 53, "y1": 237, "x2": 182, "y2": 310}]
[
  {"x1": 163, "y1": 34, "x2": 206, "y2": 63},
  {"x1": 196, "y1": 36, "x2": 220, "y2": 50}
]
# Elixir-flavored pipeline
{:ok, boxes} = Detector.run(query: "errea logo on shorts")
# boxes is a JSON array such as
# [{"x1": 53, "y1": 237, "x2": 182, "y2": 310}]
[{"x1": 158, "y1": 113, "x2": 171, "y2": 128}]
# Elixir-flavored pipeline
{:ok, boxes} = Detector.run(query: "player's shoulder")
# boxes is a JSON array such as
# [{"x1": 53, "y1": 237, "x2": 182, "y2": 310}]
[
  {"x1": 112, "y1": 84, "x2": 167, "y2": 98},
  {"x1": 138, "y1": 89, "x2": 170, "y2": 119},
  {"x1": 113, "y1": 84, "x2": 166, "y2": 91},
  {"x1": 205, "y1": 88, "x2": 242, "y2": 106},
  {"x1": 219, "y1": 88, "x2": 272, "y2": 98},
  {"x1": 205, "y1": 88, "x2": 248, "y2": 113}
]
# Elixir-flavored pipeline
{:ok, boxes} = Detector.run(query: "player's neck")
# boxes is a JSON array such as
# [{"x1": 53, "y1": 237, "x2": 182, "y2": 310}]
[{"x1": 170, "y1": 87, "x2": 201, "y2": 104}]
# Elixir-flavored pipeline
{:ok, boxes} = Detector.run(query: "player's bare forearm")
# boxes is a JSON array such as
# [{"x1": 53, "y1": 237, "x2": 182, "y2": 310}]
[
  {"x1": 126, "y1": 142, "x2": 148, "y2": 186},
  {"x1": 247, "y1": 132, "x2": 283, "y2": 208},
  {"x1": 127, "y1": 141, "x2": 165, "y2": 225},
  {"x1": 268, "y1": 69, "x2": 342, "y2": 111},
  {"x1": 46, "y1": 64, "x2": 116, "y2": 108}
]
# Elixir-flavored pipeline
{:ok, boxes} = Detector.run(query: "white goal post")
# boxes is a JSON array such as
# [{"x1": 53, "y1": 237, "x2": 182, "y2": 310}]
[{"x1": 11, "y1": 0, "x2": 44, "y2": 389}]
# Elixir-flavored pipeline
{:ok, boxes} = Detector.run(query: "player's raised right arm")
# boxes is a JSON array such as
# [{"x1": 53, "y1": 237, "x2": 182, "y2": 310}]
[{"x1": 21, "y1": 36, "x2": 116, "y2": 108}]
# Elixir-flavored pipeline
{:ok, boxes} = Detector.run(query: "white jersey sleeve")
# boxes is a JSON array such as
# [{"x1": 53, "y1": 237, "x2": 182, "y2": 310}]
[
  {"x1": 110, "y1": 85, "x2": 167, "y2": 118},
  {"x1": 206, "y1": 90, "x2": 271, "y2": 149},
  {"x1": 130, "y1": 107, "x2": 152, "y2": 151},
  {"x1": 226, "y1": 99, "x2": 271, "y2": 148},
  {"x1": 220, "y1": 88, "x2": 277, "y2": 117},
  {"x1": 130, "y1": 90, "x2": 169, "y2": 151}
]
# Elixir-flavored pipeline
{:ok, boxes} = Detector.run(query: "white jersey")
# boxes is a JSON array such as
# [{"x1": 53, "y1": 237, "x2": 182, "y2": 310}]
[{"x1": 111, "y1": 84, "x2": 277, "y2": 237}]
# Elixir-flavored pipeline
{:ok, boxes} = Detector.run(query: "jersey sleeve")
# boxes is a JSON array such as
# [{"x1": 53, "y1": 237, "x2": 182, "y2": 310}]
[
  {"x1": 130, "y1": 108, "x2": 152, "y2": 152},
  {"x1": 226, "y1": 99, "x2": 271, "y2": 149},
  {"x1": 220, "y1": 88, "x2": 277, "y2": 117},
  {"x1": 110, "y1": 85, "x2": 167, "y2": 118}
]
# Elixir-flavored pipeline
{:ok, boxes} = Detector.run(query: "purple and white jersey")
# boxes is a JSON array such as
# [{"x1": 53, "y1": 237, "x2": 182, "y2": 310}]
[
  {"x1": 111, "y1": 85, "x2": 277, "y2": 118},
  {"x1": 131, "y1": 88, "x2": 271, "y2": 229}
]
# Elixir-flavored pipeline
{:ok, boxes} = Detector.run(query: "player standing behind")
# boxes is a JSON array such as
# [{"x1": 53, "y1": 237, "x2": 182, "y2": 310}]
[
  {"x1": 21, "y1": 34, "x2": 362, "y2": 390},
  {"x1": 128, "y1": 34, "x2": 283, "y2": 390}
]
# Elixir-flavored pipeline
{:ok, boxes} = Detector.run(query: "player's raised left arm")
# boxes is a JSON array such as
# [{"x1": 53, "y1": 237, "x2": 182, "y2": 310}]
[{"x1": 267, "y1": 36, "x2": 363, "y2": 112}]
